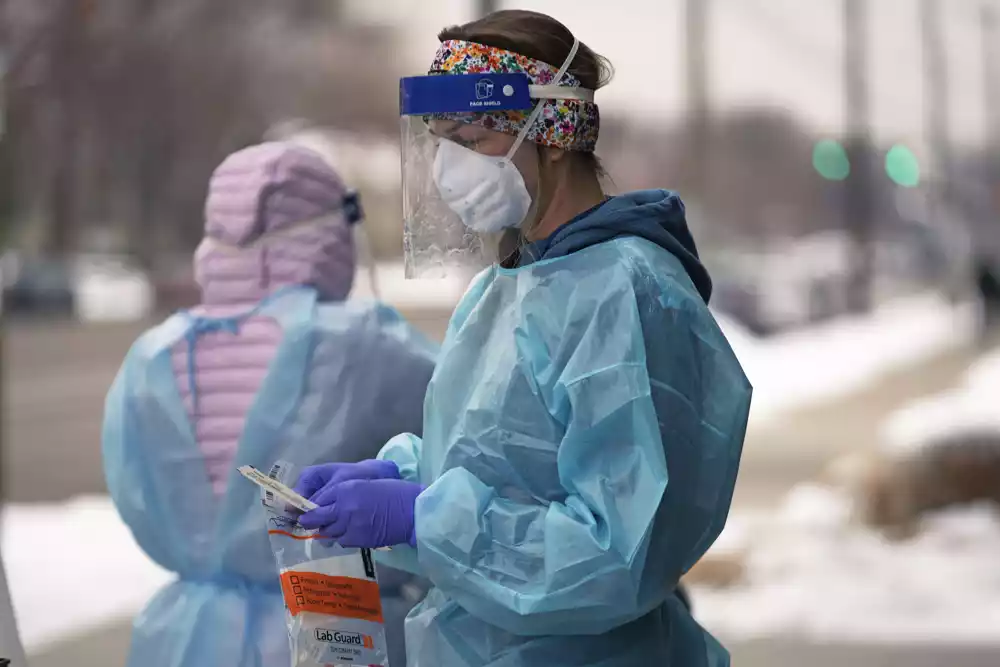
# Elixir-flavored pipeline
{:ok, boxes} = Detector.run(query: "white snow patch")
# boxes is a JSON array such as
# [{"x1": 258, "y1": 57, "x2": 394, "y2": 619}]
[
  {"x1": 1, "y1": 497, "x2": 171, "y2": 653},
  {"x1": 693, "y1": 485, "x2": 1000, "y2": 643},
  {"x1": 881, "y1": 346, "x2": 1000, "y2": 456},
  {"x1": 965, "y1": 347, "x2": 1000, "y2": 395},
  {"x1": 716, "y1": 294, "x2": 975, "y2": 426}
]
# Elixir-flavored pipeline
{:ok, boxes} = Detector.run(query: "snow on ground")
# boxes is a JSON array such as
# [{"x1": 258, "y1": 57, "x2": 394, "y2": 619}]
[
  {"x1": 716, "y1": 293, "x2": 976, "y2": 426},
  {"x1": 881, "y1": 345, "x2": 1000, "y2": 455},
  {"x1": 1, "y1": 497, "x2": 170, "y2": 653},
  {"x1": 693, "y1": 484, "x2": 1000, "y2": 644}
]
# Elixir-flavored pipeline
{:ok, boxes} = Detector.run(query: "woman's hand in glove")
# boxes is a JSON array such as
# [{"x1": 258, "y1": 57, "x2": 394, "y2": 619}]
[
  {"x1": 294, "y1": 460, "x2": 401, "y2": 504},
  {"x1": 298, "y1": 478, "x2": 424, "y2": 549}
]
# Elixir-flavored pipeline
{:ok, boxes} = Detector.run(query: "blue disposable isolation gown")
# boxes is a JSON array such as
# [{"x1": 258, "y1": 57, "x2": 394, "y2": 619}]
[
  {"x1": 375, "y1": 191, "x2": 752, "y2": 667},
  {"x1": 103, "y1": 286, "x2": 437, "y2": 667}
]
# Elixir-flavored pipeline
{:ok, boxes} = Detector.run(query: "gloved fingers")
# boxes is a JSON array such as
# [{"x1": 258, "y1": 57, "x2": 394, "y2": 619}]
[
  {"x1": 293, "y1": 466, "x2": 330, "y2": 499},
  {"x1": 298, "y1": 504, "x2": 339, "y2": 531},
  {"x1": 318, "y1": 511, "x2": 351, "y2": 541},
  {"x1": 368, "y1": 459, "x2": 403, "y2": 480},
  {"x1": 326, "y1": 460, "x2": 402, "y2": 486},
  {"x1": 309, "y1": 462, "x2": 402, "y2": 505},
  {"x1": 310, "y1": 479, "x2": 352, "y2": 507}
]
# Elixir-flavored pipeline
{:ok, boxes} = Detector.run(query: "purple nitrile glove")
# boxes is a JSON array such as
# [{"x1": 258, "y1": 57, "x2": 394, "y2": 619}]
[
  {"x1": 298, "y1": 478, "x2": 425, "y2": 549},
  {"x1": 294, "y1": 460, "x2": 401, "y2": 503}
]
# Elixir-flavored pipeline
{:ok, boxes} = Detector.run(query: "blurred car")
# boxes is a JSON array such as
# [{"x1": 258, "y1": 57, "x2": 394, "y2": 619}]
[
  {"x1": 73, "y1": 254, "x2": 153, "y2": 323},
  {"x1": 1, "y1": 252, "x2": 154, "y2": 322},
  {"x1": 1, "y1": 255, "x2": 75, "y2": 317}
]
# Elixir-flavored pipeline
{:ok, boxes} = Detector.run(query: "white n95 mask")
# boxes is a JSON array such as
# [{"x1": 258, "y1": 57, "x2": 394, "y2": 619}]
[{"x1": 432, "y1": 139, "x2": 533, "y2": 234}]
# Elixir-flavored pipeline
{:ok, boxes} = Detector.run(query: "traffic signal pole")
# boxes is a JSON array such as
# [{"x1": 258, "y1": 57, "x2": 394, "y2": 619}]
[
  {"x1": 686, "y1": 0, "x2": 710, "y2": 201},
  {"x1": 476, "y1": 0, "x2": 497, "y2": 18},
  {"x1": 921, "y1": 0, "x2": 951, "y2": 233},
  {"x1": 0, "y1": 2, "x2": 22, "y2": 658},
  {"x1": 984, "y1": 5, "x2": 1000, "y2": 201},
  {"x1": 843, "y1": 0, "x2": 875, "y2": 312}
]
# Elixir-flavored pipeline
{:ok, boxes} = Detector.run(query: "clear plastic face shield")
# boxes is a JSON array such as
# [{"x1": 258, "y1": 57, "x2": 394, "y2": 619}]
[{"x1": 398, "y1": 40, "x2": 588, "y2": 278}]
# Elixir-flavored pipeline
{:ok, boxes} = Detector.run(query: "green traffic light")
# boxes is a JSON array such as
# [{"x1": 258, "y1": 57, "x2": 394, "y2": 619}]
[
  {"x1": 812, "y1": 140, "x2": 850, "y2": 181},
  {"x1": 885, "y1": 144, "x2": 920, "y2": 187}
]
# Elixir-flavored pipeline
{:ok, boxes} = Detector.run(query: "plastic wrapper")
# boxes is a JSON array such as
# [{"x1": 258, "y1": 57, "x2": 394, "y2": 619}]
[{"x1": 262, "y1": 461, "x2": 390, "y2": 667}]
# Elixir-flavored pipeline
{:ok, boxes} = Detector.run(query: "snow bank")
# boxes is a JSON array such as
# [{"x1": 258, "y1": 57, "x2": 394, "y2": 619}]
[
  {"x1": 1, "y1": 497, "x2": 171, "y2": 652},
  {"x1": 716, "y1": 294, "x2": 975, "y2": 426},
  {"x1": 881, "y1": 346, "x2": 1000, "y2": 455},
  {"x1": 966, "y1": 347, "x2": 1000, "y2": 393},
  {"x1": 693, "y1": 485, "x2": 1000, "y2": 643}
]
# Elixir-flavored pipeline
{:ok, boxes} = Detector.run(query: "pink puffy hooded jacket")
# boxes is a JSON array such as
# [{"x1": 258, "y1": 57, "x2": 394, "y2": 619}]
[{"x1": 172, "y1": 142, "x2": 359, "y2": 495}]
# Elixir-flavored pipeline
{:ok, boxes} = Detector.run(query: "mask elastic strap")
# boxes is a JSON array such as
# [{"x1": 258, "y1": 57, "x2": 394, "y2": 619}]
[
  {"x1": 203, "y1": 201, "x2": 358, "y2": 253},
  {"x1": 503, "y1": 37, "x2": 581, "y2": 162},
  {"x1": 354, "y1": 224, "x2": 382, "y2": 300}
]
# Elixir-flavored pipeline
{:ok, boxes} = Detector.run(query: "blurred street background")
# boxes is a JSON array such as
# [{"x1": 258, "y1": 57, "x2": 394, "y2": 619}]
[{"x1": 2, "y1": 0, "x2": 1000, "y2": 665}]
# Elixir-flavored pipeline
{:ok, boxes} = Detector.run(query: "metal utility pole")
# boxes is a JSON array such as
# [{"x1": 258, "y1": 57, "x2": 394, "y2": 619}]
[
  {"x1": 0, "y1": 7, "x2": 20, "y2": 664},
  {"x1": 0, "y1": 0, "x2": 8, "y2": 511},
  {"x1": 46, "y1": 0, "x2": 89, "y2": 258},
  {"x1": 921, "y1": 0, "x2": 951, "y2": 229},
  {"x1": 984, "y1": 4, "x2": 1000, "y2": 199},
  {"x1": 843, "y1": 0, "x2": 875, "y2": 312},
  {"x1": 685, "y1": 0, "x2": 710, "y2": 201}
]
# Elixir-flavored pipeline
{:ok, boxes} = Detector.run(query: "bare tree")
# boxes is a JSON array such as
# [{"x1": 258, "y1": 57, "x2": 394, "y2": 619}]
[{"x1": 2, "y1": 0, "x2": 400, "y2": 266}]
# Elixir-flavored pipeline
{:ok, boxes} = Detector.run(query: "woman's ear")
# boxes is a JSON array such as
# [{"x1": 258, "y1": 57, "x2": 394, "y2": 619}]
[{"x1": 542, "y1": 146, "x2": 568, "y2": 164}]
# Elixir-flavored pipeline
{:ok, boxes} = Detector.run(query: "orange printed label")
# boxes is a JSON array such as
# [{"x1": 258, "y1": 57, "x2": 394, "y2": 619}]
[{"x1": 279, "y1": 571, "x2": 384, "y2": 624}]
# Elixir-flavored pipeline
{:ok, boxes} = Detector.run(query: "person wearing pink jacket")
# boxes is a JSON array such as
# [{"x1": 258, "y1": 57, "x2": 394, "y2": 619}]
[{"x1": 103, "y1": 142, "x2": 437, "y2": 667}]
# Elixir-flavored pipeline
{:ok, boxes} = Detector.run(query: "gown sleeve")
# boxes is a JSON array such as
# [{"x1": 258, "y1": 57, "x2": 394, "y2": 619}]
[
  {"x1": 102, "y1": 347, "x2": 141, "y2": 525},
  {"x1": 101, "y1": 336, "x2": 188, "y2": 571},
  {"x1": 373, "y1": 433, "x2": 426, "y2": 577}
]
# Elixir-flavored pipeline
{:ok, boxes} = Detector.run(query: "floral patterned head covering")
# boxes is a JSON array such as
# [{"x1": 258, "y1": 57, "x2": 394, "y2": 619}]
[{"x1": 428, "y1": 39, "x2": 600, "y2": 153}]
